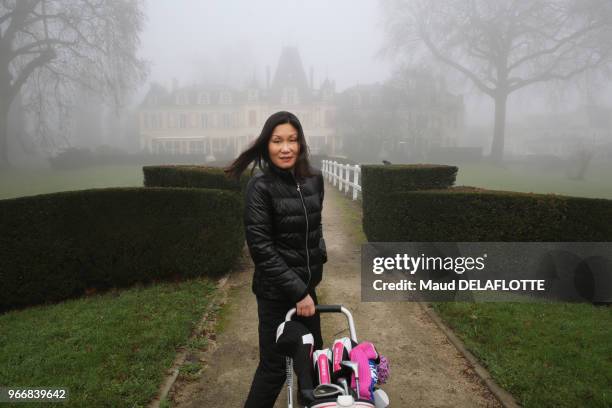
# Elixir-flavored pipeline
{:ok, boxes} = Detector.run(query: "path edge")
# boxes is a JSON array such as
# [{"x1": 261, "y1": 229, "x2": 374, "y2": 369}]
[
  {"x1": 147, "y1": 274, "x2": 230, "y2": 408},
  {"x1": 419, "y1": 302, "x2": 522, "y2": 408}
]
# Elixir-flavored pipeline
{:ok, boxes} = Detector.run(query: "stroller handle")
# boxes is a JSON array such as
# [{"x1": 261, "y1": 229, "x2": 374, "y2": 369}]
[
  {"x1": 316, "y1": 304, "x2": 342, "y2": 313},
  {"x1": 285, "y1": 304, "x2": 358, "y2": 343}
]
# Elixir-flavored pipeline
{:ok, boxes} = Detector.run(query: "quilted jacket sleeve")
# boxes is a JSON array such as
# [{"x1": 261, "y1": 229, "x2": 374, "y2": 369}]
[{"x1": 244, "y1": 177, "x2": 309, "y2": 303}]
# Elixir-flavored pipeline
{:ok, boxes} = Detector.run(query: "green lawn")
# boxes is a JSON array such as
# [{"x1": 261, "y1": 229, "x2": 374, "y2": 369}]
[
  {"x1": 0, "y1": 277, "x2": 218, "y2": 408},
  {"x1": 456, "y1": 162, "x2": 612, "y2": 200},
  {"x1": 433, "y1": 302, "x2": 612, "y2": 408},
  {"x1": 2, "y1": 161, "x2": 610, "y2": 201},
  {"x1": 0, "y1": 165, "x2": 144, "y2": 200}
]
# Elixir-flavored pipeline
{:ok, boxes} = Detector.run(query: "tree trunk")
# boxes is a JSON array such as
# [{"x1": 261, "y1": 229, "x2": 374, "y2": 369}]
[
  {"x1": 490, "y1": 92, "x2": 508, "y2": 163},
  {"x1": 0, "y1": 100, "x2": 9, "y2": 170}
]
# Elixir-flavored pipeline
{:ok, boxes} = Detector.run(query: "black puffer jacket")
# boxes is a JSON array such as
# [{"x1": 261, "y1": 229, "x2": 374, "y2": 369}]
[{"x1": 244, "y1": 163, "x2": 327, "y2": 303}]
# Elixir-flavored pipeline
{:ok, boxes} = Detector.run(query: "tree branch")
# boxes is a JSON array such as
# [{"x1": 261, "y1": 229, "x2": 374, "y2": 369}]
[
  {"x1": 10, "y1": 38, "x2": 77, "y2": 60},
  {"x1": 0, "y1": 8, "x2": 14, "y2": 26},
  {"x1": 3, "y1": 0, "x2": 41, "y2": 43},
  {"x1": 9, "y1": 47, "x2": 55, "y2": 101},
  {"x1": 418, "y1": 22, "x2": 496, "y2": 96},
  {"x1": 508, "y1": 23, "x2": 603, "y2": 72},
  {"x1": 509, "y1": 52, "x2": 606, "y2": 92}
]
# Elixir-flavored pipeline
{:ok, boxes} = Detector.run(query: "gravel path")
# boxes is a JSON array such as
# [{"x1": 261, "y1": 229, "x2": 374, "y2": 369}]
[{"x1": 170, "y1": 181, "x2": 501, "y2": 408}]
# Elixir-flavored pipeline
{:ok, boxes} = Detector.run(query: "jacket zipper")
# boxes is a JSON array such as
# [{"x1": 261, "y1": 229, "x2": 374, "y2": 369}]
[{"x1": 295, "y1": 179, "x2": 311, "y2": 288}]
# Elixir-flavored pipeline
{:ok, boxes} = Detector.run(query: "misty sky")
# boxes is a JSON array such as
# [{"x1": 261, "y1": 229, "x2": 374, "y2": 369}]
[
  {"x1": 139, "y1": 0, "x2": 392, "y2": 92},
  {"x1": 137, "y1": 0, "x2": 611, "y2": 127}
]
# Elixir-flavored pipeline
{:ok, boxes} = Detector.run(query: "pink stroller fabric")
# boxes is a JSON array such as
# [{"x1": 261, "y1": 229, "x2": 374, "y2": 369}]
[{"x1": 349, "y1": 341, "x2": 378, "y2": 399}]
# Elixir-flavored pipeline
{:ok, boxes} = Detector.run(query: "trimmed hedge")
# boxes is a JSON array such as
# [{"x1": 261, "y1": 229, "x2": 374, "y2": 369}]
[
  {"x1": 365, "y1": 187, "x2": 612, "y2": 242},
  {"x1": 143, "y1": 165, "x2": 249, "y2": 191},
  {"x1": 361, "y1": 164, "x2": 458, "y2": 196},
  {"x1": 0, "y1": 187, "x2": 244, "y2": 312},
  {"x1": 361, "y1": 164, "x2": 458, "y2": 239}
]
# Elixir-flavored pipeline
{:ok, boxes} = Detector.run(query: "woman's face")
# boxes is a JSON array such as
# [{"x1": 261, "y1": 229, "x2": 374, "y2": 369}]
[{"x1": 268, "y1": 123, "x2": 300, "y2": 170}]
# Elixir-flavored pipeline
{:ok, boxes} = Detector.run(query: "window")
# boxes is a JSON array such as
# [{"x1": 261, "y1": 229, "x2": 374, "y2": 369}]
[
  {"x1": 282, "y1": 87, "x2": 298, "y2": 105},
  {"x1": 197, "y1": 92, "x2": 210, "y2": 105},
  {"x1": 222, "y1": 113, "x2": 231, "y2": 128},
  {"x1": 190, "y1": 113, "x2": 198, "y2": 128},
  {"x1": 168, "y1": 113, "x2": 177, "y2": 128},
  {"x1": 247, "y1": 89, "x2": 259, "y2": 103},
  {"x1": 219, "y1": 91, "x2": 232, "y2": 104},
  {"x1": 249, "y1": 110, "x2": 257, "y2": 126},
  {"x1": 303, "y1": 112, "x2": 311, "y2": 126},
  {"x1": 201, "y1": 113, "x2": 208, "y2": 128},
  {"x1": 175, "y1": 92, "x2": 188, "y2": 105},
  {"x1": 179, "y1": 114, "x2": 187, "y2": 129},
  {"x1": 231, "y1": 112, "x2": 239, "y2": 128},
  {"x1": 150, "y1": 113, "x2": 161, "y2": 129},
  {"x1": 189, "y1": 140, "x2": 205, "y2": 154}
]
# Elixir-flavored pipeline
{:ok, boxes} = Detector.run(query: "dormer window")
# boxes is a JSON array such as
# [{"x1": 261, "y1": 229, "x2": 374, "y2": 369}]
[
  {"x1": 247, "y1": 89, "x2": 259, "y2": 103},
  {"x1": 197, "y1": 92, "x2": 210, "y2": 105},
  {"x1": 175, "y1": 92, "x2": 188, "y2": 105},
  {"x1": 281, "y1": 87, "x2": 298, "y2": 105},
  {"x1": 219, "y1": 91, "x2": 232, "y2": 104}
]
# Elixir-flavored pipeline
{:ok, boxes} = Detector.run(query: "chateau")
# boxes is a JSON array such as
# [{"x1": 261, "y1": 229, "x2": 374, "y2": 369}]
[
  {"x1": 138, "y1": 48, "x2": 464, "y2": 163},
  {"x1": 138, "y1": 47, "x2": 338, "y2": 161}
]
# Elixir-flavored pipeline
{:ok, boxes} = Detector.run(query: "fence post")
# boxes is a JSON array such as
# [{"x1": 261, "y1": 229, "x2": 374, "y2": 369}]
[
  {"x1": 353, "y1": 165, "x2": 360, "y2": 200},
  {"x1": 326, "y1": 160, "x2": 330, "y2": 181},
  {"x1": 323, "y1": 160, "x2": 327, "y2": 180},
  {"x1": 333, "y1": 161, "x2": 338, "y2": 187},
  {"x1": 345, "y1": 165, "x2": 350, "y2": 194},
  {"x1": 338, "y1": 163, "x2": 344, "y2": 190}
]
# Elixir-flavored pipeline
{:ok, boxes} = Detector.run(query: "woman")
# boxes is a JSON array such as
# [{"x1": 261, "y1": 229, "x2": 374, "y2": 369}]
[{"x1": 225, "y1": 111, "x2": 327, "y2": 408}]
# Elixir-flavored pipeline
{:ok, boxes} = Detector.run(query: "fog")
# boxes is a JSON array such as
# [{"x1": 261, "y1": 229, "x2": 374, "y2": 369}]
[
  {"x1": 1, "y1": 0, "x2": 612, "y2": 190},
  {"x1": 139, "y1": 0, "x2": 392, "y2": 92}
]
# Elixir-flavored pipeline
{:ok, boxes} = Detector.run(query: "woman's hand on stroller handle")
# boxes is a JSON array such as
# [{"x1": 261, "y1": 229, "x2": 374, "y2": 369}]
[{"x1": 296, "y1": 294, "x2": 315, "y2": 317}]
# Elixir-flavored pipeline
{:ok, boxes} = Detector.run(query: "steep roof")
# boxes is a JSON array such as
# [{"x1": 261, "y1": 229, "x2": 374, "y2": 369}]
[
  {"x1": 268, "y1": 47, "x2": 313, "y2": 103},
  {"x1": 270, "y1": 47, "x2": 310, "y2": 91}
]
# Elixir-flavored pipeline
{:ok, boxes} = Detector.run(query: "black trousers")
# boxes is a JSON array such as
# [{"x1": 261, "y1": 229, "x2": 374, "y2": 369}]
[{"x1": 244, "y1": 289, "x2": 323, "y2": 408}]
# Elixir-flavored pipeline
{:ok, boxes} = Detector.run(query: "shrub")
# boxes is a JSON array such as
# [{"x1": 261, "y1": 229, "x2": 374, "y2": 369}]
[
  {"x1": 143, "y1": 165, "x2": 249, "y2": 192},
  {"x1": 0, "y1": 187, "x2": 244, "y2": 312},
  {"x1": 365, "y1": 187, "x2": 612, "y2": 242}
]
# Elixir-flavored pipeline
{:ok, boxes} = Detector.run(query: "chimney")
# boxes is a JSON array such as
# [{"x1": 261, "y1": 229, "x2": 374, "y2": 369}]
[{"x1": 172, "y1": 77, "x2": 178, "y2": 92}]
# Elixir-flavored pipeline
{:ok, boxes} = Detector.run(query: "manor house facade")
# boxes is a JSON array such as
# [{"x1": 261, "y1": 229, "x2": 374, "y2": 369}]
[{"x1": 138, "y1": 47, "x2": 338, "y2": 160}]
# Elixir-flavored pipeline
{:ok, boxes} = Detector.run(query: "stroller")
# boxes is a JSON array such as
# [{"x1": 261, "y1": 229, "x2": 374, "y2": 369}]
[{"x1": 280, "y1": 305, "x2": 390, "y2": 408}]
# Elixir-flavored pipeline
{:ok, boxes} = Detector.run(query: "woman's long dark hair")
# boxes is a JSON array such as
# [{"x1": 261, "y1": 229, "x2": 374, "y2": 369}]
[{"x1": 224, "y1": 111, "x2": 313, "y2": 180}]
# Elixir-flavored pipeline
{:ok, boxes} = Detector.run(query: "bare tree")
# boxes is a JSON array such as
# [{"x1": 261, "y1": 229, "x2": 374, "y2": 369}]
[
  {"x1": 0, "y1": 0, "x2": 148, "y2": 168},
  {"x1": 382, "y1": 0, "x2": 612, "y2": 162}
]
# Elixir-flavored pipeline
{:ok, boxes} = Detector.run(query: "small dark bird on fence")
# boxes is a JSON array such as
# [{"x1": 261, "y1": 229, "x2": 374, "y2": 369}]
[{"x1": 382, "y1": 160, "x2": 392, "y2": 165}]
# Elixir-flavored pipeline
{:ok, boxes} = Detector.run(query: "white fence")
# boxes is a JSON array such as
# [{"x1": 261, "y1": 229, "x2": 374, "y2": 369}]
[{"x1": 321, "y1": 160, "x2": 361, "y2": 200}]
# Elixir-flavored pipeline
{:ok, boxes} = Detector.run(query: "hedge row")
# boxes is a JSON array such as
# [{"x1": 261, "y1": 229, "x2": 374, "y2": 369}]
[
  {"x1": 361, "y1": 164, "x2": 458, "y2": 239},
  {"x1": 0, "y1": 187, "x2": 244, "y2": 312},
  {"x1": 143, "y1": 165, "x2": 249, "y2": 191},
  {"x1": 361, "y1": 164, "x2": 457, "y2": 196},
  {"x1": 364, "y1": 187, "x2": 612, "y2": 242}
]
